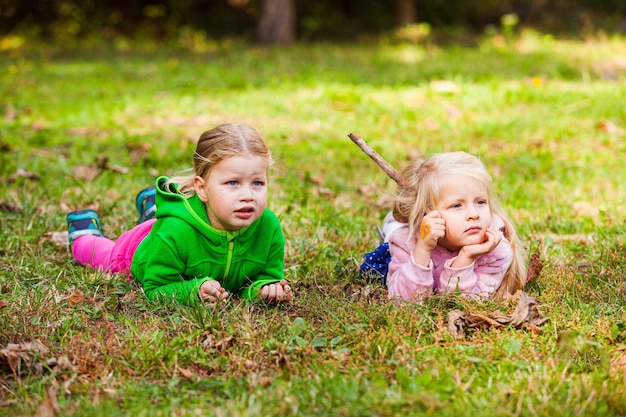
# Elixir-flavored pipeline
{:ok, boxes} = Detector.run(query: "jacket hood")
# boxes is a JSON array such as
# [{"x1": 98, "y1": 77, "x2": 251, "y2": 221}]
[{"x1": 155, "y1": 176, "x2": 244, "y2": 241}]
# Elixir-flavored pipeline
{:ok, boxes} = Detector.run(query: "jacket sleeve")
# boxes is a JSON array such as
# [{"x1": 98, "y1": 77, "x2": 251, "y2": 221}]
[
  {"x1": 386, "y1": 226, "x2": 435, "y2": 303},
  {"x1": 436, "y1": 241, "x2": 513, "y2": 297},
  {"x1": 139, "y1": 234, "x2": 211, "y2": 305},
  {"x1": 239, "y1": 222, "x2": 286, "y2": 301}
]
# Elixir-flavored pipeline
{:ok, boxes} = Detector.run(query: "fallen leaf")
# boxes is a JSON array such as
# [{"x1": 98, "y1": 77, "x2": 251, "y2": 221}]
[
  {"x1": 34, "y1": 386, "x2": 60, "y2": 417},
  {"x1": 0, "y1": 200, "x2": 22, "y2": 213},
  {"x1": 526, "y1": 253, "x2": 544, "y2": 283},
  {"x1": 95, "y1": 156, "x2": 129, "y2": 174},
  {"x1": 47, "y1": 356, "x2": 76, "y2": 373},
  {"x1": 357, "y1": 182, "x2": 378, "y2": 197},
  {"x1": 71, "y1": 164, "x2": 100, "y2": 182},
  {"x1": 447, "y1": 310, "x2": 466, "y2": 340},
  {"x1": 7, "y1": 168, "x2": 40, "y2": 184},
  {"x1": 5, "y1": 103, "x2": 16, "y2": 121},
  {"x1": 448, "y1": 292, "x2": 548, "y2": 339},
  {"x1": 40, "y1": 231, "x2": 69, "y2": 248},
  {"x1": 308, "y1": 175, "x2": 325, "y2": 185},
  {"x1": 0, "y1": 300, "x2": 8, "y2": 308},
  {"x1": 597, "y1": 120, "x2": 623, "y2": 135},
  {"x1": 68, "y1": 289, "x2": 86, "y2": 306},
  {"x1": 202, "y1": 335, "x2": 235, "y2": 352},
  {"x1": 314, "y1": 187, "x2": 335, "y2": 198},
  {"x1": 0, "y1": 339, "x2": 50, "y2": 376},
  {"x1": 175, "y1": 364, "x2": 196, "y2": 381}
]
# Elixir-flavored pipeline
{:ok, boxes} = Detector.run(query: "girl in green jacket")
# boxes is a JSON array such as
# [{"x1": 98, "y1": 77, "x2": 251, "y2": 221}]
[{"x1": 66, "y1": 124, "x2": 292, "y2": 306}]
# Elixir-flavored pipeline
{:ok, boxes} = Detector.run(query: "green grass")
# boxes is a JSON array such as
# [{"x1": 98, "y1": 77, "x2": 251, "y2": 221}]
[{"x1": 1, "y1": 29, "x2": 626, "y2": 416}]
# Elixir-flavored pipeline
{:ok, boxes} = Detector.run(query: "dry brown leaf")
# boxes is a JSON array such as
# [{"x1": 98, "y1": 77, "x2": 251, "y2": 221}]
[
  {"x1": 71, "y1": 164, "x2": 100, "y2": 182},
  {"x1": 357, "y1": 182, "x2": 379, "y2": 197},
  {"x1": 448, "y1": 292, "x2": 548, "y2": 339},
  {"x1": 0, "y1": 299, "x2": 8, "y2": 308},
  {"x1": 68, "y1": 289, "x2": 86, "y2": 306},
  {"x1": 30, "y1": 148, "x2": 53, "y2": 158},
  {"x1": 526, "y1": 253, "x2": 543, "y2": 283},
  {"x1": 47, "y1": 356, "x2": 76, "y2": 373},
  {"x1": 597, "y1": 120, "x2": 623, "y2": 135},
  {"x1": 122, "y1": 291, "x2": 138, "y2": 301},
  {"x1": 202, "y1": 335, "x2": 235, "y2": 352},
  {"x1": 176, "y1": 364, "x2": 196, "y2": 381},
  {"x1": 447, "y1": 310, "x2": 466, "y2": 340},
  {"x1": 5, "y1": 103, "x2": 16, "y2": 121},
  {"x1": 105, "y1": 188, "x2": 123, "y2": 202},
  {"x1": 272, "y1": 349, "x2": 291, "y2": 369},
  {"x1": 7, "y1": 168, "x2": 40, "y2": 184},
  {"x1": 34, "y1": 386, "x2": 60, "y2": 417},
  {"x1": 40, "y1": 231, "x2": 69, "y2": 248},
  {"x1": 0, "y1": 339, "x2": 50, "y2": 375},
  {"x1": 464, "y1": 313, "x2": 507, "y2": 328},
  {"x1": 314, "y1": 187, "x2": 335, "y2": 198},
  {"x1": 31, "y1": 121, "x2": 45, "y2": 130},
  {"x1": 0, "y1": 200, "x2": 22, "y2": 213},
  {"x1": 308, "y1": 175, "x2": 325, "y2": 185}
]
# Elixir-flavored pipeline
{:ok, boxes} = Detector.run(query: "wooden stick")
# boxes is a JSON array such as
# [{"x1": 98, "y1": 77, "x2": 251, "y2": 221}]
[{"x1": 348, "y1": 133, "x2": 404, "y2": 186}]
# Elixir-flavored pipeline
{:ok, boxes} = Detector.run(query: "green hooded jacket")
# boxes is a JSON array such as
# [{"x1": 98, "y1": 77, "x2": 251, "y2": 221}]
[{"x1": 131, "y1": 176, "x2": 285, "y2": 304}]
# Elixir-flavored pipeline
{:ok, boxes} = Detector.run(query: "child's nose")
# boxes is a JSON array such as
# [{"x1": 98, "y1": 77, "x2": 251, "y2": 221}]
[
  {"x1": 467, "y1": 206, "x2": 479, "y2": 219},
  {"x1": 240, "y1": 185, "x2": 254, "y2": 200}
]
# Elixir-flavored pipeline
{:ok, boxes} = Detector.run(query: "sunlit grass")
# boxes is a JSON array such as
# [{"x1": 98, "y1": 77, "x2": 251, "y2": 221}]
[{"x1": 1, "y1": 31, "x2": 626, "y2": 416}]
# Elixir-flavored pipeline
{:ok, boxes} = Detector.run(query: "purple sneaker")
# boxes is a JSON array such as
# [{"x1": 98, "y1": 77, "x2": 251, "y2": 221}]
[{"x1": 66, "y1": 210, "x2": 103, "y2": 244}]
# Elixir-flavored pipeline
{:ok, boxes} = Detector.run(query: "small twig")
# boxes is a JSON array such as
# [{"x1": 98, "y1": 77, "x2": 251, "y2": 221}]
[{"x1": 348, "y1": 133, "x2": 404, "y2": 186}]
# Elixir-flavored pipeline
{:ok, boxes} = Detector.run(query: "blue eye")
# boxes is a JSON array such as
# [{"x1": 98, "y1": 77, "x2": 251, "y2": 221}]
[
  {"x1": 253, "y1": 181, "x2": 265, "y2": 187},
  {"x1": 227, "y1": 180, "x2": 238, "y2": 186}
]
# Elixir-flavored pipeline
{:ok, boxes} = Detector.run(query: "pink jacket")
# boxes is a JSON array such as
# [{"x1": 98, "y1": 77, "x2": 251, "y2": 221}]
[{"x1": 386, "y1": 220, "x2": 513, "y2": 303}]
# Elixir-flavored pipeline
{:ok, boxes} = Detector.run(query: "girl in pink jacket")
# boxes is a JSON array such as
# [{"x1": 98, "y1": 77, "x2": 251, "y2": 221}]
[{"x1": 384, "y1": 151, "x2": 527, "y2": 303}]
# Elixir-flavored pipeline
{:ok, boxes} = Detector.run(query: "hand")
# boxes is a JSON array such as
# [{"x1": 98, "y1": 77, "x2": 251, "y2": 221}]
[
  {"x1": 416, "y1": 210, "x2": 446, "y2": 251},
  {"x1": 199, "y1": 280, "x2": 229, "y2": 305},
  {"x1": 459, "y1": 226, "x2": 503, "y2": 260},
  {"x1": 260, "y1": 280, "x2": 293, "y2": 304}
]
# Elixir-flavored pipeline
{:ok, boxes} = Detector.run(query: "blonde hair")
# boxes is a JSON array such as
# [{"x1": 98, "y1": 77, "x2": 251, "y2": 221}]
[
  {"x1": 166, "y1": 123, "x2": 273, "y2": 196},
  {"x1": 392, "y1": 151, "x2": 527, "y2": 299}
]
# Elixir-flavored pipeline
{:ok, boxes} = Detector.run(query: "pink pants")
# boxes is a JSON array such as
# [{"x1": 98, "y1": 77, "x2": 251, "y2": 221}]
[{"x1": 72, "y1": 219, "x2": 156, "y2": 276}]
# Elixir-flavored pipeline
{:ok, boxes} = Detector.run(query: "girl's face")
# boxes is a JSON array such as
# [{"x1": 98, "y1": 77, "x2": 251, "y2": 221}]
[
  {"x1": 435, "y1": 175, "x2": 492, "y2": 251},
  {"x1": 193, "y1": 155, "x2": 268, "y2": 231}
]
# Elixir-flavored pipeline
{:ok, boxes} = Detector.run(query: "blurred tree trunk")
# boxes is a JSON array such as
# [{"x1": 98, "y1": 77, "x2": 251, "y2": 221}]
[
  {"x1": 257, "y1": 0, "x2": 296, "y2": 45},
  {"x1": 395, "y1": 0, "x2": 416, "y2": 26}
]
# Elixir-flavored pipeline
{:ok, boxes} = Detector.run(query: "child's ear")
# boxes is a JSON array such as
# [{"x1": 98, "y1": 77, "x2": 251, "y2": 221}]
[{"x1": 193, "y1": 176, "x2": 208, "y2": 202}]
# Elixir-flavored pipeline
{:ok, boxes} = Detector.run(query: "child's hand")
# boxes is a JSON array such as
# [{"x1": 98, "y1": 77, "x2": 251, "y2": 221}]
[
  {"x1": 199, "y1": 280, "x2": 229, "y2": 305},
  {"x1": 416, "y1": 210, "x2": 446, "y2": 251},
  {"x1": 460, "y1": 226, "x2": 502, "y2": 260},
  {"x1": 260, "y1": 280, "x2": 293, "y2": 304}
]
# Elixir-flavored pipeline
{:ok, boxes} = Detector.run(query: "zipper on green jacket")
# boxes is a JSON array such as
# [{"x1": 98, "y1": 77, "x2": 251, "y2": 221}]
[{"x1": 223, "y1": 238, "x2": 234, "y2": 280}]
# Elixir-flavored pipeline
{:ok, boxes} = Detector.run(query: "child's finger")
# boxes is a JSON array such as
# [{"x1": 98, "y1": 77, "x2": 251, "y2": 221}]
[
  {"x1": 269, "y1": 284, "x2": 278, "y2": 300},
  {"x1": 283, "y1": 285, "x2": 293, "y2": 301}
]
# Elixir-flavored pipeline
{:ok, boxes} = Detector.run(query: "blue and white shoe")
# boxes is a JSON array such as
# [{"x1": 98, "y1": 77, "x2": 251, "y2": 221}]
[
  {"x1": 66, "y1": 210, "x2": 103, "y2": 244},
  {"x1": 135, "y1": 185, "x2": 156, "y2": 224}
]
